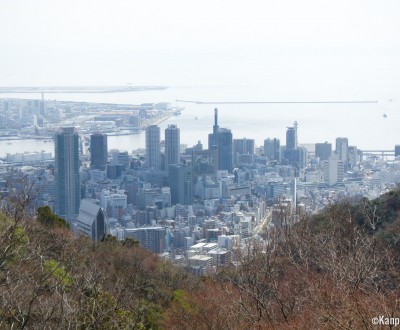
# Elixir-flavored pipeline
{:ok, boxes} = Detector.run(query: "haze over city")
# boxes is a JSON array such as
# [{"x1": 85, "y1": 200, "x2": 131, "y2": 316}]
[{"x1": 2, "y1": 1, "x2": 400, "y2": 328}]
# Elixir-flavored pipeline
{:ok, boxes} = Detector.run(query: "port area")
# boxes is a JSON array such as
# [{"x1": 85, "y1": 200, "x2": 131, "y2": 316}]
[{"x1": 0, "y1": 98, "x2": 184, "y2": 140}]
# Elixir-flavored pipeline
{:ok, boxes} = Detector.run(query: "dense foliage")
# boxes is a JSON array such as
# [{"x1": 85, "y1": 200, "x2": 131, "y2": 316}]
[
  {"x1": 0, "y1": 208, "x2": 196, "y2": 329},
  {"x1": 1, "y1": 189, "x2": 400, "y2": 329}
]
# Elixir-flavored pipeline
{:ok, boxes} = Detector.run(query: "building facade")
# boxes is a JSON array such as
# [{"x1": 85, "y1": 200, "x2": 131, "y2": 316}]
[
  {"x1": 169, "y1": 164, "x2": 193, "y2": 205},
  {"x1": 165, "y1": 124, "x2": 180, "y2": 169},
  {"x1": 54, "y1": 127, "x2": 81, "y2": 223},
  {"x1": 335, "y1": 137, "x2": 349, "y2": 170},
  {"x1": 264, "y1": 138, "x2": 281, "y2": 162},
  {"x1": 90, "y1": 133, "x2": 108, "y2": 170},
  {"x1": 145, "y1": 125, "x2": 161, "y2": 170},
  {"x1": 315, "y1": 142, "x2": 332, "y2": 162}
]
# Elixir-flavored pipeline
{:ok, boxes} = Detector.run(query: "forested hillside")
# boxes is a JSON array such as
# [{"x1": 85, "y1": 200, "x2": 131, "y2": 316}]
[{"x1": 1, "y1": 190, "x2": 400, "y2": 329}]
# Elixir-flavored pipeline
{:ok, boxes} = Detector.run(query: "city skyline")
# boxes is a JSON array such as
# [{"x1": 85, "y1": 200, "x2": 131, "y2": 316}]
[
  {"x1": 54, "y1": 127, "x2": 81, "y2": 224},
  {"x1": 1, "y1": 1, "x2": 399, "y2": 326}
]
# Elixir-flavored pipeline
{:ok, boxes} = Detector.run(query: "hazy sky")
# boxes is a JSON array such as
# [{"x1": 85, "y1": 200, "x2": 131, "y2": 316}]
[{"x1": 1, "y1": 0, "x2": 399, "y2": 85}]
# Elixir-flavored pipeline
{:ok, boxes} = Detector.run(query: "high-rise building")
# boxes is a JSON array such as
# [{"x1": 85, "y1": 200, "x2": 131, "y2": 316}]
[
  {"x1": 90, "y1": 133, "x2": 107, "y2": 170},
  {"x1": 315, "y1": 142, "x2": 332, "y2": 161},
  {"x1": 323, "y1": 154, "x2": 344, "y2": 187},
  {"x1": 286, "y1": 121, "x2": 298, "y2": 150},
  {"x1": 395, "y1": 145, "x2": 400, "y2": 157},
  {"x1": 233, "y1": 138, "x2": 254, "y2": 164},
  {"x1": 54, "y1": 127, "x2": 81, "y2": 224},
  {"x1": 264, "y1": 138, "x2": 281, "y2": 162},
  {"x1": 233, "y1": 138, "x2": 254, "y2": 156},
  {"x1": 208, "y1": 108, "x2": 219, "y2": 149},
  {"x1": 165, "y1": 124, "x2": 180, "y2": 169},
  {"x1": 124, "y1": 227, "x2": 166, "y2": 253},
  {"x1": 284, "y1": 121, "x2": 301, "y2": 167},
  {"x1": 348, "y1": 146, "x2": 358, "y2": 169},
  {"x1": 335, "y1": 137, "x2": 349, "y2": 170},
  {"x1": 169, "y1": 164, "x2": 193, "y2": 205},
  {"x1": 145, "y1": 125, "x2": 161, "y2": 170},
  {"x1": 207, "y1": 109, "x2": 233, "y2": 172},
  {"x1": 217, "y1": 128, "x2": 233, "y2": 172}
]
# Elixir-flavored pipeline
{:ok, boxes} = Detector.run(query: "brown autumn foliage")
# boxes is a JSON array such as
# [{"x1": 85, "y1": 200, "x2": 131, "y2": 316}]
[
  {"x1": 0, "y1": 210, "x2": 197, "y2": 329},
  {"x1": 163, "y1": 192, "x2": 400, "y2": 330},
  {"x1": 1, "y1": 183, "x2": 400, "y2": 329}
]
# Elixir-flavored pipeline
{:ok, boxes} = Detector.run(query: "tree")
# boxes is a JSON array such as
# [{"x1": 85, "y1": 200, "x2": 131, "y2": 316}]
[{"x1": 36, "y1": 206, "x2": 69, "y2": 229}]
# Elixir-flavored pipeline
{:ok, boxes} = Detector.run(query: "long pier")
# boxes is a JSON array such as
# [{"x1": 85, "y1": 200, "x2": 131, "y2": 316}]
[{"x1": 176, "y1": 99, "x2": 378, "y2": 105}]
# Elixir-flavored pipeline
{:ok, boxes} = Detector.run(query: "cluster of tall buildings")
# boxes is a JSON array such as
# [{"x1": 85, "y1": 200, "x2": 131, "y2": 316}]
[
  {"x1": 50, "y1": 107, "x2": 389, "y2": 261},
  {"x1": 52, "y1": 110, "x2": 356, "y2": 225}
]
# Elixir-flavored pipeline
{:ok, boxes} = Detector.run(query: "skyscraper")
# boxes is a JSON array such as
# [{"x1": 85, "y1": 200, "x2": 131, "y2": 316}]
[
  {"x1": 323, "y1": 154, "x2": 344, "y2": 187},
  {"x1": 165, "y1": 124, "x2": 180, "y2": 169},
  {"x1": 315, "y1": 142, "x2": 332, "y2": 161},
  {"x1": 207, "y1": 109, "x2": 233, "y2": 172},
  {"x1": 54, "y1": 127, "x2": 81, "y2": 224},
  {"x1": 169, "y1": 164, "x2": 193, "y2": 205},
  {"x1": 286, "y1": 121, "x2": 298, "y2": 150},
  {"x1": 395, "y1": 145, "x2": 400, "y2": 157},
  {"x1": 233, "y1": 138, "x2": 254, "y2": 159},
  {"x1": 217, "y1": 128, "x2": 233, "y2": 172},
  {"x1": 208, "y1": 108, "x2": 219, "y2": 149},
  {"x1": 348, "y1": 146, "x2": 358, "y2": 169},
  {"x1": 90, "y1": 133, "x2": 108, "y2": 170},
  {"x1": 284, "y1": 121, "x2": 300, "y2": 167},
  {"x1": 146, "y1": 125, "x2": 161, "y2": 170},
  {"x1": 335, "y1": 137, "x2": 349, "y2": 170},
  {"x1": 264, "y1": 138, "x2": 281, "y2": 162},
  {"x1": 233, "y1": 138, "x2": 254, "y2": 165}
]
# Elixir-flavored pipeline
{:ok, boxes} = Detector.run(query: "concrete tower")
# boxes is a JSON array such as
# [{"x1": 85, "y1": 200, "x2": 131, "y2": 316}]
[
  {"x1": 286, "y1": 121, "x2": 298, "y2": 150},
  {"x1": 169, "y1": 164, "x2": 193, "y2": 205},
  {"x1": 335, "y1": 137, "x2": 349, "y2": 170},
  {"x1": 165, "y1": 124, "x2": 180, "y2": 169},
  {"x1": 54, "y1": 127, "x2": 81, "y2": 224},
  {"x1": 146, "y1": 125, "x2": 161, "y2": 170},
  {"x1": 90, "y1": 133, "x2": 108, "y2": 170}
]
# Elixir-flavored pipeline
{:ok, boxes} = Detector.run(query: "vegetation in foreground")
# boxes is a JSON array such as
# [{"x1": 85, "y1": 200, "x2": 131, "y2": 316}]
[{"x1": 1, "y1": 188, "x2": 400, "y2": 329}]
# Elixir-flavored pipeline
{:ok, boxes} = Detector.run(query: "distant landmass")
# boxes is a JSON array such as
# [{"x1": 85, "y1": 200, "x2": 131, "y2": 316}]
[{"x1": 0, "y1": 86, "x2": 168, "y2": 93}]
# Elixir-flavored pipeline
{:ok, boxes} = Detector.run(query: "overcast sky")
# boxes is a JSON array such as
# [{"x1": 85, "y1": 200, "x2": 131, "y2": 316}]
[{"x1": 1, "y1": 0, "x2": 399, "y2": 85}]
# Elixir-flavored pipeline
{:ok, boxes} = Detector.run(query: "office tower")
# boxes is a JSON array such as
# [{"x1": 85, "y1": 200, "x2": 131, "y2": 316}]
[
  {"x1": 284, "y1": 121, "x2": 301, "y2": 167},
  {"x1": 169, "y1": 164, "x2": 193, "y2": 205},
  {"x1": 348, "y1": 146, "x2": 358, "y2": 169},
  {"x1": 208, "y1": 108, "x2": 219, "y2": 149},
  {"x1": 264, "y1": 138, "x2": 281, "y2": 162},
  {"x1": 335, "y1": 137, "x2": 349, "y2": 170},
  {"x1": 145, "y1": 125, "x2": 161, "y2": 170},
  {"x1": 90, "y1": 133, "x2": 108, "y2": 170},
  {"x1": 207, "y1": 108, "x2": 233, "y2": 172},
  {"x1": 396, "y1": 145, "x2": 400, "y2": 157},
  {"x1": 110, "y1": 149, "x2": 129, "y2": 168},
  {"x1": 233, "y1": 138, "x2": 254, "y2": 164},
  {"x1": 124, "y1": 227, "x2": 166, "y2": 253},
  {"x1": 217, "y1": 128, "x2": 233, "y2": 172},
  {"x1": 233, "y1": 138, "x2": 254, "y2": 156},
  {"x1": 54, "y1": 127, "x2": 81, "y2": 224},
  {"x1": 297, "y1": 147, "x2": 308, "y2": 169},
  {"x1": 315, "y1": 142, "x2": 332, "y2": 161},
  {"x1": 286, "y1": 121, "x2": 298, "y2": 150},
  {"x1": 165, "y1": 124, "x2": 180, "y2": 169},
  {"x1": 323, "y1": 154, "x2": 344, "y2": 187}
]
